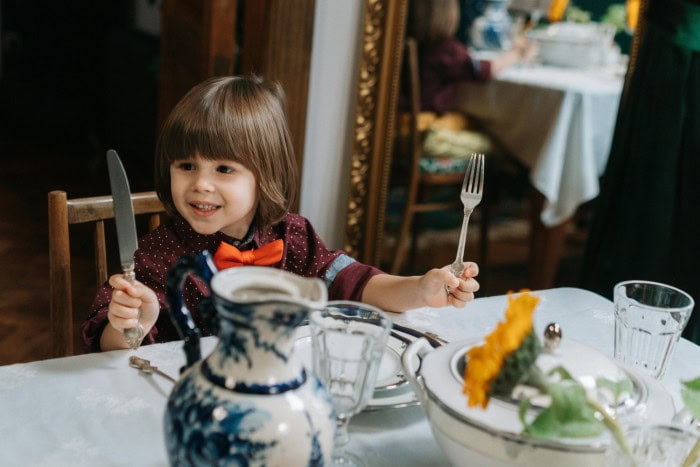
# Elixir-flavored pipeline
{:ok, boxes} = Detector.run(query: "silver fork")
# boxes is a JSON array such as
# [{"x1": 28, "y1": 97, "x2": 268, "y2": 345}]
[
  {"x1": 129, "y1": 355, "x2": 177, "y2": 383},
  {"x1": 450, "y1": 153, "x2": 485, "y2": 278}
]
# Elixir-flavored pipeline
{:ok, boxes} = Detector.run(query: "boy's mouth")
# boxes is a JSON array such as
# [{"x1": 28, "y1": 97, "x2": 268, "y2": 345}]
[
  {"x1": 189, "y1": 202, "x2": 220, "y2": 216},
  {"x1": 191, "y1": 203, "x2": 218, "y2": 211}
]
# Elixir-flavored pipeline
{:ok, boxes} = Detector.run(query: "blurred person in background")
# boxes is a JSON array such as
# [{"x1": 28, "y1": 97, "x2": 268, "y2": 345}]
[{"x1": 581, "y1": 0, "x2": 700, "y2": 344}]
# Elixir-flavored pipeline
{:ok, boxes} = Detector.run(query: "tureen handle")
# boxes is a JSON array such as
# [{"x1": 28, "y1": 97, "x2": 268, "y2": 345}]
[{"x1": 401, "y1": 337, "x2": 434, "y2": 408}]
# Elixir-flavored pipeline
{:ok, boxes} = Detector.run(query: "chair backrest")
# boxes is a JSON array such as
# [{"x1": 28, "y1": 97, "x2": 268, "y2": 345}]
[
  {"x1": 48, "y1": 190, "x2": 166, "y2": 358},
  {"x1": 389, "y1": 38, "x2": 468, "y2": 274},
  {"x1": 402, "y1": 37, "x2": 465, "y2": 185},
  {"x1": 403, "y1": 37, "x2": 423, "y2": 179}
]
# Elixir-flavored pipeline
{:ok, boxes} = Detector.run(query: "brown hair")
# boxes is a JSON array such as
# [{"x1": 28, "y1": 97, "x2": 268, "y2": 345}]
[
  {"x1": 411, "y1": 0, "x2": 460, "y2": 44},
  {"x1": 154, "y1": 75, "x2": 298, "y2": 227}
]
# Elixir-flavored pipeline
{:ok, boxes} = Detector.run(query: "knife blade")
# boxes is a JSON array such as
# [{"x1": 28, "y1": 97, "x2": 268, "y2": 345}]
[
  {"x1": 106, "y1": 149, "x2": 144, "y2": 349},
  {"x1": 391, "y1": 323, "x2": 446, "y2": 347}
]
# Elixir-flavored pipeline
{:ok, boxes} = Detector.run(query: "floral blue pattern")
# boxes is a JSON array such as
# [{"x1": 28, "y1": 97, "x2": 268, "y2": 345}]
[
  {"x1": 163, "y1": 252, "x2": 335, "y2": 466},
  {"x1": 165, "y1": 376, "x2": 275, "y2": 466}
]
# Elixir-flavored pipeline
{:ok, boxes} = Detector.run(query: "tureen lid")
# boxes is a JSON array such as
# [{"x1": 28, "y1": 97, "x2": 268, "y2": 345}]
[{"x1": 418, "y1": 335, "x2": 675, "y2": 448}]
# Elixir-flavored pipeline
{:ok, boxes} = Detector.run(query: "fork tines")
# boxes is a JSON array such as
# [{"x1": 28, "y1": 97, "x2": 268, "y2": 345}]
[{"x1": 462, "y1": 153, "x2": 485, "y2": 195}]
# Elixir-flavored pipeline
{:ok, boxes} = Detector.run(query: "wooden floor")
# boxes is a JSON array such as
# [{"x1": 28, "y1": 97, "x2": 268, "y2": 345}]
[{"x1": 0, "y1": 142, "x2": 588, "y2": 366}]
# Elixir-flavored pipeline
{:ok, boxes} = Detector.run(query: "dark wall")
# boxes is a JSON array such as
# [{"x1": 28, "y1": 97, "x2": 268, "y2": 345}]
[{"x1": 0, "y1": 1, "x2": 159, "y2": 192}]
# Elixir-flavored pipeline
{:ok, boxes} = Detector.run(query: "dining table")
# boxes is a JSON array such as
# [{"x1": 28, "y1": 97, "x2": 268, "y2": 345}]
[
  {"x1": 456, "y1": 59, "x2": 626, "y2": 290},
  {"x1": 1, "y1": 287, "x2": 697, "y2": 466}
]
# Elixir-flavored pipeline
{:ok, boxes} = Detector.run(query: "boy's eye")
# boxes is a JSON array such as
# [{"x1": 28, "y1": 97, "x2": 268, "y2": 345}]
[{"x1": 177, "y1": 162, "x2": 195, "y2": 171}]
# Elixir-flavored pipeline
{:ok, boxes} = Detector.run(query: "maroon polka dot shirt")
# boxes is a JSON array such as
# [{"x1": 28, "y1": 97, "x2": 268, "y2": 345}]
[{"x1": 81, "y1": 212, "x2": 383, "y2": 352}]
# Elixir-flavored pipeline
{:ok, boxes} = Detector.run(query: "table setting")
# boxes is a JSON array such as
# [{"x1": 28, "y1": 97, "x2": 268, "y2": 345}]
[
  {"x1": 3, "y1": 147, "x2": 700, "y2": 465},
  {"x1": 399, "y1": 286, "x2": 699, "y2": 466},
  {"x1": 0, "y1": 284, "x2": 698, "y2": 466}
]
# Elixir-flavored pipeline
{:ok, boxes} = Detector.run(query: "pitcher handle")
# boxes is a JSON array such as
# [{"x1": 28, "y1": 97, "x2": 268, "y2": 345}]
[{"x1": 165, "y1": 251, "x2": 218, "y2": 371}]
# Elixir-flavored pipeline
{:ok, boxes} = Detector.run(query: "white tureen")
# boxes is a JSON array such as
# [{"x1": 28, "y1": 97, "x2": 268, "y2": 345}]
[
  {"x1": 526, "y1": 22, "x2": 616, "y2": 68},
  {"x1": 401, "y1": 330, "x2": 675, "y2": 466}
]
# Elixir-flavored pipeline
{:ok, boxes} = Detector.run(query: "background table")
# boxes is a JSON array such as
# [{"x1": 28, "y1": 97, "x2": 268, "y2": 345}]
[
  {"x1": 1, "y1": 288, "x2": 697, "y2": 466},
  {"x1": 457, "y1": 63, "x2": 624, "y2": 289}
]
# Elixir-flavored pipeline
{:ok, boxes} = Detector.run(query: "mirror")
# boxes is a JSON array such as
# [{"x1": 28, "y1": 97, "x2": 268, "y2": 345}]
[{"x1": 343, "y1": 0, "x2": 409, "y2": 266}]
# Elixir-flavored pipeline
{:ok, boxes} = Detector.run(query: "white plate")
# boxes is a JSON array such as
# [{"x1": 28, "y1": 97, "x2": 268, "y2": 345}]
[{"x1": 292, "y1": 326, "x2": 420, "y2": 411}]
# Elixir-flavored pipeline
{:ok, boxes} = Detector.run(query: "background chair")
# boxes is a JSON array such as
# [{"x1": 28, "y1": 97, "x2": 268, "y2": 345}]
[
  {"x1": 48, "y1": 190, "x2": 165, "y2": 358},
  {"x1": 389, "y1": 37, "x2": 526, "y2": 276}
]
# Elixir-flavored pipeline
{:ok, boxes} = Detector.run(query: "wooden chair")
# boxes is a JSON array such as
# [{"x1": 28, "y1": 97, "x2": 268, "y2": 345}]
[
  {"x1": 390, "y1": 38, "x2": 493, "y2": 275},
  {"x1": 48, "y1": 190, "x2": 166, "y2": 358}
]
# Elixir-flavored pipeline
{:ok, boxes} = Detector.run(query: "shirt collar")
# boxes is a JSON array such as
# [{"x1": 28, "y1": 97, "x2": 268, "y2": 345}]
[
  {"x1": 171, "y1": 213, "x2": 259, "y2": 252},
  {"x1": 255, "y1": 222, "x2": 279, "y2": 246}
]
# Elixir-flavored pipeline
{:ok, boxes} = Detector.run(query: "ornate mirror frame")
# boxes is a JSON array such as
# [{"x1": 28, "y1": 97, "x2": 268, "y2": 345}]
[{"x1": 344, "y1": 0, "x2": 409, "y2": 266}]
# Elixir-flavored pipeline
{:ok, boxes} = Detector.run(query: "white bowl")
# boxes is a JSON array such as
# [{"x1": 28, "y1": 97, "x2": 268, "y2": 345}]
[
  {"x1": 402, "y1": 336, "x2": 675, "y2": 466},
  {"x1": 527, "y1": 22, "x2": 615, "y2": 68}
]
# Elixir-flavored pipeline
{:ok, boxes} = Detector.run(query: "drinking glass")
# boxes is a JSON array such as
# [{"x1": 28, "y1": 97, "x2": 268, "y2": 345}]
[
  {"x1": 614, "y1": 280, "x2": 694, "y2": 379},
  {"x1": 309, "y1": 301, "x2": 391, "y2": 466},
  {"x1": 605, "y1": 423, "x2": 700, "y2": 466}
]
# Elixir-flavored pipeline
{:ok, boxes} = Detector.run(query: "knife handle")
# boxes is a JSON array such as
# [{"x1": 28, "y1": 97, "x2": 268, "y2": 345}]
[
  {"x1": 123, "y1": 268, "x2": 136, "y2": 284},
  {"x1": 122, "y1": 267, "x2": 145, "y2": 349}
]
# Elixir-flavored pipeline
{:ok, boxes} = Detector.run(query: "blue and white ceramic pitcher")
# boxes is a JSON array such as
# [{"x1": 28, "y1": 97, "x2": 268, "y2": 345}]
[{"x1": 163, "y1": 251, "x2": 335, "y2": 466}]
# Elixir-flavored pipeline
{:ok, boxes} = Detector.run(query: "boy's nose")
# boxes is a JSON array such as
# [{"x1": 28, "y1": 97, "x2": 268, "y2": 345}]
[{"x1": 192, "y1": 173, "x2": 215, "y2": 192}]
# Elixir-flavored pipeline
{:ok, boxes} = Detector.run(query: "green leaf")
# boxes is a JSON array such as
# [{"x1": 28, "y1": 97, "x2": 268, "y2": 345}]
[
  {"x1": 548, "y1": 365, "x2": 574, "y2": 382},
  {"x1": 597, "y1": 377, "x2": 634, "y2": 402},
  {"x1": 601, "y1": 4, "x2": 628, "y2": 33},
  {"x1": 519, "y1": 398, "x2": 532, "y2": 426},
  {"x1": 564, "y1": 6, "x2": 592, "y2": 23},
  {"x1": 682, "y1": 378, "x2": 700, "y2": 420},
  {"x1": 683, "y1": 377, "x2": 700, "y2": 391},
  {"x1": 523, "y1": 383, "x2": 605, "y2": 439},
  {"x1": 491, "y1": 332, "x2": 543, "y2": 397}
]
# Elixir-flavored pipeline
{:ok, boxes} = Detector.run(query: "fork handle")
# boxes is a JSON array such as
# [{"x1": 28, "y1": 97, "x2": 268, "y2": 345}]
[
  {"x1": 451, "y1": 209, "x2": 473, "y2": 277},
  {"x1": 149, "y1": 365, "x2": 177, "y2": 383}
]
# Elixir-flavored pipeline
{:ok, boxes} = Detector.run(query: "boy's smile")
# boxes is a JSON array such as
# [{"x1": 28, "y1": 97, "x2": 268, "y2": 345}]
[{"x1": 189, "y1": 202, "x2": 220, "y2": 217}]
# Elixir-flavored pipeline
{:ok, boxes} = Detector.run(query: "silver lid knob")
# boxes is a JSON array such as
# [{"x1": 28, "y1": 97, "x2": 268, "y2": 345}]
[{"x1": 543, "y1": 322, "x2": 562, "y2": 351}]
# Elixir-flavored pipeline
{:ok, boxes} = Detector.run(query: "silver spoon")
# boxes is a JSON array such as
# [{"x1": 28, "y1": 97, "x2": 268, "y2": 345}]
[{"x1": 129, "y1": 355, "x2": 177, "y2": 383}]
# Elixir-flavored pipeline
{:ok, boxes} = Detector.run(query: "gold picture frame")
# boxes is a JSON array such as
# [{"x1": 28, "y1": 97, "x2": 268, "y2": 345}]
[{"x1": 344, "y1": 0, "x2": 408, "y2": 266}]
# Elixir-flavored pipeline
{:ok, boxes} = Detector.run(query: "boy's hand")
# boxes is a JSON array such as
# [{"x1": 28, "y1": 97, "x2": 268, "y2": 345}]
[
  {"x1": 420, "y1": 262, "x2": 480, "y2": 308},
  {"x1": 514, "y1": 36, "x2": 539, "y2": 63},
  {"x1": 107, "y1": 274, "x2": 159, "y2": 333}
]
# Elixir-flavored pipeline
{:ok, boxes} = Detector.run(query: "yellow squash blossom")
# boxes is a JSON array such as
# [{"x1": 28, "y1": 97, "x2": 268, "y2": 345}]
[
  {"x1": 463, "y1": 291, "x2": 540, "y2": 408},
  {"x1": 626, "y1": 0, "x2": 640, "y2": 31},
  {"x1": 548, "y1": 0, "x2": 569, "y2": 22}
]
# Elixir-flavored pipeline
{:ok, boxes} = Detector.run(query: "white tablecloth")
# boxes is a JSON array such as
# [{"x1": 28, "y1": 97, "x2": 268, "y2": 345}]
[
  {"x1": 1, "y1": 288, "x2": 697, "y2": 466},
  {"x1": 457, "y1": 65, "x2": 624, "y2": 226}
]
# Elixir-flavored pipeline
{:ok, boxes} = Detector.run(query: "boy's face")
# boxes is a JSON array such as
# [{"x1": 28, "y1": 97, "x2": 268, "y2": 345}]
[{"x1": 170, "y1": 153, "x2": 258, "y2": 239}]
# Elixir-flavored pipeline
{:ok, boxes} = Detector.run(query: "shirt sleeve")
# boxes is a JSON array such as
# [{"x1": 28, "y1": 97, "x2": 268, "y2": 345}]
[
  {"x1": 422, "y1": 38, "x2": 489, "y2": 113},
  {"x1": 327, "y1": 255, "x2": 384, "y2": 301},
  {"x1": 473, "y1": 59, "x2": 492, "y2": 81},
  {"x1": 80, "y1": 284, "x2": 112, "y2": 353},
  {"x1": 281, "y1": 214, "x2": 385, "y2": 301},
  {"x1": 80, "y1": 249, "x2": 170, "y2": 353},
  {"x1": 80, "y1": 223, "x2": 211, "y2": 352},
  {"x1": 436, "y1": 38, "x2": 486, "y2": 82}
]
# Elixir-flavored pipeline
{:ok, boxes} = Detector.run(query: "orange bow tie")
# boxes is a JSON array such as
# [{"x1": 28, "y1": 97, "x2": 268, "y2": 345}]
[{"x1": 213, "y1": 239, "x2": 284, "y2": 270}]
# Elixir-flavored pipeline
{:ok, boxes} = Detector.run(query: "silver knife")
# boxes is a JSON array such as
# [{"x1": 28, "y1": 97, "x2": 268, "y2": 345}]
[{"x1": 106, "y1": 149, "x2": 145, "y2": 349}]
